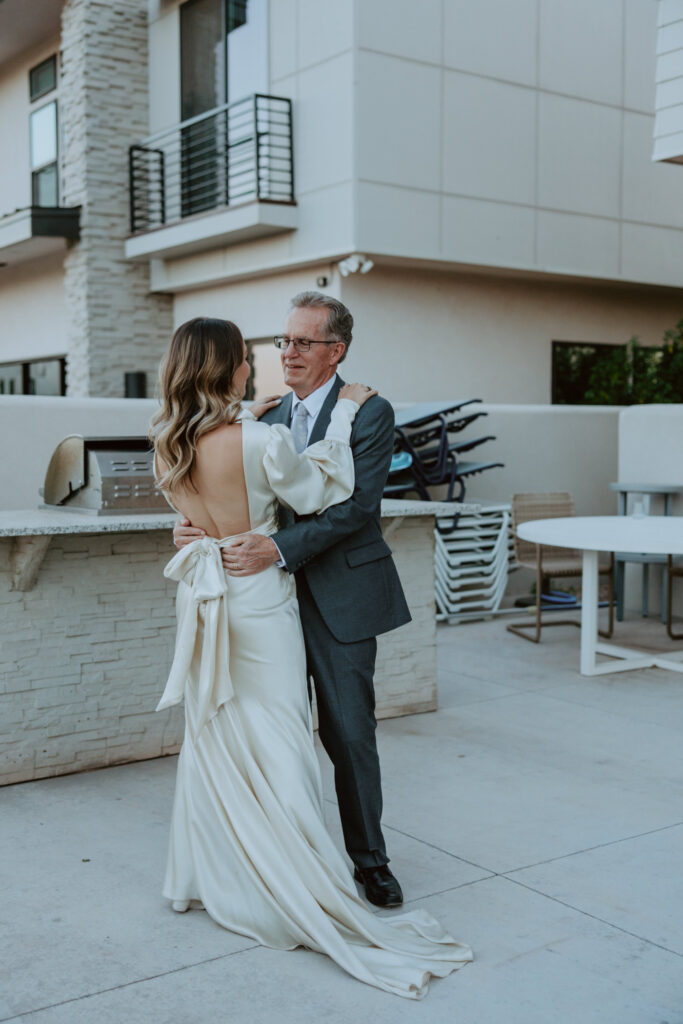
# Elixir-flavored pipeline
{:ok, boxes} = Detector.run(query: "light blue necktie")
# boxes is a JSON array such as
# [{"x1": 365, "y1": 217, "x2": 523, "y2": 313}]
[{"x1": 291, "y1": 402, "x2": 309, "y2": 453}]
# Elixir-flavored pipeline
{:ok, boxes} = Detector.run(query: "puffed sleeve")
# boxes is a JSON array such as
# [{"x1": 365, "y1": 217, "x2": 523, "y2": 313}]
[{"x1": 263, "y1": 398, "x2": 358, "y2": 515}]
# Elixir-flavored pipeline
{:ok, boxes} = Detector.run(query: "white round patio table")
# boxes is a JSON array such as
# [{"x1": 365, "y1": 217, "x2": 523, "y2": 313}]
[{"x1": 517, "y1": 516, "x2": 683, "y2": 676}]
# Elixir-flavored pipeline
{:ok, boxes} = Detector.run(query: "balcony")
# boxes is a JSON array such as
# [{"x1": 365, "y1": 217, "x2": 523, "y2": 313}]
[
  {"x1": 125, "y1": 93, "x2": 297, "y2": 262},
  {"x1": 0, "y1": 205, "x2": 81, "y2": 266}
]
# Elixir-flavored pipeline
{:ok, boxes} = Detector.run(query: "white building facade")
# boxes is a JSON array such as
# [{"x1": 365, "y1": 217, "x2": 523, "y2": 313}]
[{"x1": 1, "y1": 0, "x2": 682, "y2": 402}]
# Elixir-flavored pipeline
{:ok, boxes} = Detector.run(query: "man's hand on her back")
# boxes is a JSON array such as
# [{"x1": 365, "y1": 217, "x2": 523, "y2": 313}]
[
  {"x1": 173, "y1": 517, "x2": 206, "y2": 549},
  {"x1": 222, "y1": 534, "x2": 280, "y2": 575}
]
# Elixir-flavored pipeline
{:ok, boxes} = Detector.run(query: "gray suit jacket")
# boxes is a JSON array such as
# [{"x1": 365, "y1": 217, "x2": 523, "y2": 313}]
[{"x1": 260, "y1": 375, "x2": 411, "y2": 644}]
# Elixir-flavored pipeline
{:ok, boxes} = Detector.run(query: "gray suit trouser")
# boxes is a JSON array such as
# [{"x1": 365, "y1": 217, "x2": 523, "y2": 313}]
[{"x1": 295, "y1": 571, "x2": 388, "y2": 870}]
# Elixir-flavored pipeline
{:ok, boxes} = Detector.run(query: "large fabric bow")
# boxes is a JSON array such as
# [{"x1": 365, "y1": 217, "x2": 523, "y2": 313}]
[{"x1": 156, "y1": 537, "x2": 234, "y2": 735}]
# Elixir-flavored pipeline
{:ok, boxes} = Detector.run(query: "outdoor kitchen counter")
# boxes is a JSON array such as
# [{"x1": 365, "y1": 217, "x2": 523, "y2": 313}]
[
  {"x1": 0, "y1": 498, "x2": 465, "y2": 537},
  {"x1": 0, "y1": 499, "x2": 472, "y2": 785}
]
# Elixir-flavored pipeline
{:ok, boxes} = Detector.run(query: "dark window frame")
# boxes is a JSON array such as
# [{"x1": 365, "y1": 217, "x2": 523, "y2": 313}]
[
  {"x1": 0, "y1": 356, "x2": 66, "y2": 396},
  {"x1": 29, "y1": 56, "x2": 60, "y2": 208},
  {"x1": 29, "y1": 55, "x2": 57, "y2": 102},
  {"x1": 551, "y1": 340, "x2": 623, "y2": 405}
]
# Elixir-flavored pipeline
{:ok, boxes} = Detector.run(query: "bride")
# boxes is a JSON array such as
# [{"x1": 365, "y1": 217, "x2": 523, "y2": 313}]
[{"x1": 150, "y1": 317, "x2": 472, "y2": 1000}]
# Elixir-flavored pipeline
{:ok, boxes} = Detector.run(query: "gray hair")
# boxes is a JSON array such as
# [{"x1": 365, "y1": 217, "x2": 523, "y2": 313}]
[{"x1": 289, "y1": 291, "x2": 353, "y2": 362}]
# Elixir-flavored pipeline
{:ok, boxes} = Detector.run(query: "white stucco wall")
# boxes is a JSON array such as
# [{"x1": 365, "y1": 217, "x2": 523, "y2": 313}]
[
  {"x1": 340, "y1": 266, "x2": 683, "y2": 404},
  {"x1": 459, "y1": 404, "x2": 620, "y2": 516},
  {"x1": 0, "y1": 396, "x2": 160, "y2": 510},
  {"x1": 178, "y1": 263, "x2": 683, "y2": 406},
  {"x1": 0, "y1": 253, "x2": 67, "y2": 364},
  {"x1": 171, "y1": 262, "x2": 340, "y2": 337}
]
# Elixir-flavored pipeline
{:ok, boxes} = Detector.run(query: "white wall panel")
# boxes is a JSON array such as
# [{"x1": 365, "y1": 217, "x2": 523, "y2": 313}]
[
  {"x1": 358, "y1": 0, "x2": 442, "y2": 65},
  {"x1": 289, "y1": 181, "x2": 355, "y2": 257},
  {"x1": 624, "y1": 0, "x2": 658, "y2": 113},
  {"x1": 297, "y1": 0, "x2": 353, "y2": 69},
  {"x1": 356, "y1": 182, "x2": 440, "y2": 257},
  {"x1": 654, "y1": 100, "x2": 683, "y2": 134},
  {"x1": 659, "y1": 0, "x2": 683, "y2": 26},
  {"x1": 536, "y1": 210, "x2": 620, "y2": 277},
  {"x1": 356, "y1": 51, "x2": 441, "y2": 190},
  {"x1": 539, "y1": 0, "x2": 623, "y2": 105},
  {"x1": 441, "y1": 196, "x2": 535, "y2": 268},
  {"x1": 270, "y1": 0, "x2": 298, "y2": 82},
  {"x1": 624, "y1": 112, "x2": 683, "y2": 226},
  {"x1": 295, "y1": 52, "x2": 354, "y2": 193},
  {"x1": 655, "y1": 46, "x2": 683, "y2": 80},
  {"x1": 658, "y1": 19, "x2": 683, "y2": 52},
  {"x1": 656, "y1": 75, "x2": 683, "y2": 106},
  {"x1": 622, "y1": 221, "x2": 683, "y2": 285},
  {"x1": 442, "y1": 72, "x2": 536, "y2": 204},
  {"x1": 653, "y1": 127, "x2": 683, "y2": 159},
  {"x1": 443, "y1": 0, "x2": 538, "y2": 86},
  {"x1": 538, "y1": 93, "x2": 622, "y2": 217}
]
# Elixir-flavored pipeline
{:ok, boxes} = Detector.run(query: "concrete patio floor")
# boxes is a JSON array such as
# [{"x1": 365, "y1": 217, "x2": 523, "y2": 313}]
[{"x1": 2, "y1": 615, "x2": 682, "y2": 1023}]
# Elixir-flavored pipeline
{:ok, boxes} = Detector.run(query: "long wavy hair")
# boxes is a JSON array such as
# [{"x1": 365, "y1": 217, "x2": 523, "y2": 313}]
[{"x1": 150, "y1": 317, "x2": 245, "y2": 493}]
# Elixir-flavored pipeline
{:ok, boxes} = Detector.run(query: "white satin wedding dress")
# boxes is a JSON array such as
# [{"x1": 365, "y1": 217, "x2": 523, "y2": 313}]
[{"x1": 156, "y1": 399, "x2": 472, "y2": 999}]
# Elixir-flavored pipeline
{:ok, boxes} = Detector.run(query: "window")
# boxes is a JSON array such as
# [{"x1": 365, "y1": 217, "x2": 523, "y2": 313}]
[
  {"x1": 552, "y1": 340, "x2": 683, "y2": 405},
  {"x1": 179, "y1": 0, "x2": 267, "y2": 215},
  {"x1": 29, "y1": 55, "x2": 59, "y2": 207},
  {"x1": 552, "y1": 341, "x2": 625, "y2": 404},
  {"x1": 29, "y1": 56, "x2": 57, "y2": 102},
  {"x1": 0, "y1": 358, "x2": 66, "y2": 396},
  {"x1": 246, "y1": 338, "x2": 283, "y2": 400}
]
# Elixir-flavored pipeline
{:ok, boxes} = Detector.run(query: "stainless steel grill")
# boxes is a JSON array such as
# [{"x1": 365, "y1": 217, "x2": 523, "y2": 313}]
[{"x1": 41, "y1": 436, "x2": 171, "y2": 515}]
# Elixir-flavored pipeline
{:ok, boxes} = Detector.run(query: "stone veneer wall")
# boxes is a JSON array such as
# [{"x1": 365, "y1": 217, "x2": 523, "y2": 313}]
[
  {"x1": 0, "y1": 518, "x2": 437, "y2": 786},
  {"x1": 60, "y1": 0, "x2": 173, "y2": 397}
]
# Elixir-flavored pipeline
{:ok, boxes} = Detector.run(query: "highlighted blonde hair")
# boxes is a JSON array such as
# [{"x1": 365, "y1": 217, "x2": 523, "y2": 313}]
[{"x1": 150, "y1": 317, "x2": 245, "y2": 493}]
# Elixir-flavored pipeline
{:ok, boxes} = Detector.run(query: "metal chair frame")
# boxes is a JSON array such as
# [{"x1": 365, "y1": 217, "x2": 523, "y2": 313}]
[{"x1": 507, "y1": 492, "x2": 615, "y2": 644}]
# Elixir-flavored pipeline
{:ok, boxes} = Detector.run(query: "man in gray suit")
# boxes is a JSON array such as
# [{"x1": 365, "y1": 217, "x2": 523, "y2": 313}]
[{"x1": 174, "y1": 292, "x2": 410, "y2": 907}]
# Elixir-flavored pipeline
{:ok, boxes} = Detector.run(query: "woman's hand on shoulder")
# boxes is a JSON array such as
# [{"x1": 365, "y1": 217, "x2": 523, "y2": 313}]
[
  {"x1": 338, "y1": 383, "x2": 378, "y2": 407},
  {"x1": 248, "y1": 395, "x2": 283, "y2": 419}
]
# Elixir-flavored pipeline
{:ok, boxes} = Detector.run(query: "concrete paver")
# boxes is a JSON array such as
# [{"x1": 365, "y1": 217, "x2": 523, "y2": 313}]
[{"x1": 1, "y1": 617, "x2": 682, "y2": 1022}]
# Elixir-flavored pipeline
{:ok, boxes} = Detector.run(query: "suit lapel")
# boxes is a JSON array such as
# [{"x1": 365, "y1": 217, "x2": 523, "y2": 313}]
[
  {"x1": 260, "y1": 391, "x2": 292, "y2": 426},
  {"x1": 308, "y1": 374, "x2": 345, "y2": 446}
]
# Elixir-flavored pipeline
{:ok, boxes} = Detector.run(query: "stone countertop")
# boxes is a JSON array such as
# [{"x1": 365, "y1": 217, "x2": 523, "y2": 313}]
[{"x1": 0, "y1": 499, "x2": 477, "y2": 538}]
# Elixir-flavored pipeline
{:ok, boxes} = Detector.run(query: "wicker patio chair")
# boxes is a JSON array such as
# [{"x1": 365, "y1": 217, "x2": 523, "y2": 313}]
[{"x1": 507, "y1": 492, "x2": 614, "y2": 643}]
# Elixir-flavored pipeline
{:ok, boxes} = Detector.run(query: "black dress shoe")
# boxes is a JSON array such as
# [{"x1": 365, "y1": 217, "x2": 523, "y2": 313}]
[{"x1": 353, "y1": 865, "x2": 403, "y2": 908}]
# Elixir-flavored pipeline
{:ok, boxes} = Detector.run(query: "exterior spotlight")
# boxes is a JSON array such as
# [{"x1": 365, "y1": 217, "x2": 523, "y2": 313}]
[{"x1": 337, "y1": 253, "x2": 373, "y2": 277}]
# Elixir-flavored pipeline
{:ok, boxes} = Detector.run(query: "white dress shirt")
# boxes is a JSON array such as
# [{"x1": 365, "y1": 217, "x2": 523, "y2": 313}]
[
  {"x1": 274, "y1": 375, "x2": 339, "y2": 568},
  {"x1": 289, "y1": 375, "x2": 337, "y2": 443}
]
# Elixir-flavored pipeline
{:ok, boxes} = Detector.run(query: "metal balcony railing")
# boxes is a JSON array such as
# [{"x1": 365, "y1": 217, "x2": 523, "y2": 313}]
[{"x1": 129, "y1": 93, "x2": 294, "y2": 234}]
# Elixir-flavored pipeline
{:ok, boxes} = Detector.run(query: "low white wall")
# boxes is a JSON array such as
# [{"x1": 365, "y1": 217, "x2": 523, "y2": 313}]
[
  {"x1": 618, "y1": 404, "x2": 683, "y2": 503},
  {"x1": 2, "y1": 397, "x2": 622, "y2": 517},
  {"x1": 0, "y1": 396, "x2": 160, "y2": 511},
  {"x1": 464, "y1": 404, "x2": 620, "y2": 515},
  {"x1": 617, "y1": 404, "x2": 683, "y2": 616}
]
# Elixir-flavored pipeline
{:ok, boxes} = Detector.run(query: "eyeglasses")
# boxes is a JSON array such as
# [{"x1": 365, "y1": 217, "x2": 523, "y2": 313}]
[{"x1": 273, "y1": 336, "x2": 339, "y2": 353}]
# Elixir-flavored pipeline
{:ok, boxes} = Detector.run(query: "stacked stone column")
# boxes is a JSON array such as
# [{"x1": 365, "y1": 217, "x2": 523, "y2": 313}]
[{"x1": 60, "y1": 0, "x2": 172, "y2": 397}]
